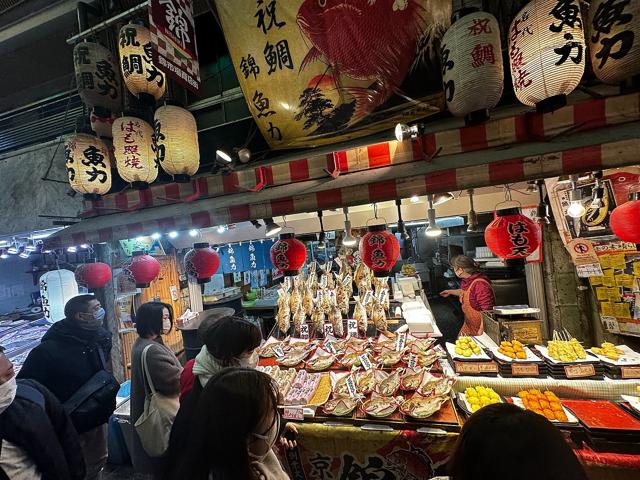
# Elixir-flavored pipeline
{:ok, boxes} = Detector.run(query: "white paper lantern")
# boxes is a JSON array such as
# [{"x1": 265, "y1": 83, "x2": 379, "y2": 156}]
[
  {"x1": 39, "y1": 270, "x2": 79, "y2": 322},
  {"x1": 154, "y1": 105, "x2": 200, "y2": 182},
  {"x1": 508, "y1": 0, "x2": 585, "y2": 112},
  {"x1": 118, "y1": 24, "x2": 166, "y2": 101},
  {"x1": 74, "y1": 42, "x2": 122, "y2": 113},
  {"x1": 112, "y1": 116, "x2": 158, "y2": 188},
  {"x1": 589, "y1": 0, "x2": 640, "y2": 85},
  {"x1": 441, "y1": 11, "x2": 504, "y2": 123},
  {"x1": 65, "y1": 132, "x2": 112, "y2": 197}
]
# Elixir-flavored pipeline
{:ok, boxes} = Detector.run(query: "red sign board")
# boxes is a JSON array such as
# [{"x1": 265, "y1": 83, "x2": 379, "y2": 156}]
[{"x1": 149, "y1": 0, "x2": 201, "y2": 94}]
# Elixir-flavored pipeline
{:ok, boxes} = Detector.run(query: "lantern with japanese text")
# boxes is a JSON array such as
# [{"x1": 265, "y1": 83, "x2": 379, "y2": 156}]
[
  {"x1": 589, "y1": 0, "x2": 640, "y2": 85},
  {"x1": 90, "y1": 107, "x2": 116, "y2": 138},
  {"x1": 127, "y1": 251, "x2": 160, "y2": 288},
  {"x1": 154, "y1": 104, "x2": 200, "y2": 182},
  {"x1": 75, "y1": 262, "x2": 112, "y2": 290},
  {"x1": 359, "y1": 225, "x2": 401, "y2": 277},
  {"x1": 184, "y1": 243, "x2": 220, "y2": 284},
  {"x1": 118, "y1": 24, "x2": 166, "y2": 101},
  {"x1": 441, "y1": 10, "x2": 503, "y2": 124},
  {"x1": 508, "y1": 0, "x2": 585, "y2": 112},
  {"x1": 610, "y1": 192, "x2": 640, "y2": 244},
  {"x1": 74, "y1": 41, "x2": 122, "y2": 113},
  {"x1": 484, "y1": 208, "x2": 541, "y2": 259},
  {"x1": 65, "y1": 132, "x2": 112, "y2": 197},
  {"x1": 112, "y1": 115, "x2": 158, "y2": 189},
  {"x1": 39, "y1": 269, "x2": 79, "y2": 322},
  {"x1": 270, "y1": 233, "x2": 307, "y2": 276}
]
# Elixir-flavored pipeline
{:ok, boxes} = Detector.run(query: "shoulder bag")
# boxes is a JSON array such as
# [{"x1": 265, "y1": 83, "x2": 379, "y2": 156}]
[{"x1": 134, "y1": 344, "x2": 179, "y2": 457}]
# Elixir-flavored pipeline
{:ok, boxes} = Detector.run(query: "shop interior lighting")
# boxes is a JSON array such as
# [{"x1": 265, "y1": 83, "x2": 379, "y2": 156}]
[
  {"x1": 466, "y1": 189, "x2": 479, "y2": 233},
  {"x1": 18, "y1": 246, "x2": 29, "y2": 259},
  {"x1": 409, "y1": 194, "x2": 420, "y2": 204},
  {"x1": 150, "y1": 233, "x2": 161, "y2": 240},
  {"x1": 250, "y1": 220, "x2": 262, "y2": 230},
  {"x1": 25, "y1": 244, "x2": 37, "y2": 252},
  {"x1": 189, "y1": 229, "x2": 199, "y2": 237},
  {"x1": 237, "y1": 148, "x2": 252, "y2": 164},
  {"x1": 590, "y1": 170, "x2": 604, "y2": 209},
  {"x1": 394, "y1": 123, "x2": 423, "y2": 142},
  {"x1": 67, "y1": 246, "x2": 78, "y2": 253},
  {"x1": 215, "y1": 149, "x2": 233, "y2": 163},
  {"x1": 536, "y1": 179, "x2": 551, "y2": 224},
  {"x1": 425, "y1": 195, "x2": 443, "y2": 238},
  {"x1": 216, "y1": 225, "x2": 227, "y2": 234},
  {"x1": 80, "y1": 244, "x2": 90, "y2": 249},
  {"x1": 317, "y1": 211, "x2": 326, "y2": 249},
  {"x1": 168, "y1": 231, "x2": 179, "y2": 239},
  {"x1": 526, "y1": 181, "x2": 537, "y2": 194},
  {"x1": 567, "y1": 175, "x2": 586, "y2": 219},
  {"x1": 0, "y1": 250, "x2": 7, "y2": 259},
  {"x1": 395, "y1": 199, "x2": 410, "y2": 241},
  {"x1": 432, "y1": 192, "x2": 454, "y2": 206},
  {"x1": 0, "y1": 240, "x2": 9, "y2": 247},
  {"x1": 264, "y1": 218, "x2": 282, "y2": 237},
  {"x1": 342, "y1": 208, "x2": 357, "y2": 247},
  {"x1": 6, "y1": 244, "x2": 18, "y2": 255}
]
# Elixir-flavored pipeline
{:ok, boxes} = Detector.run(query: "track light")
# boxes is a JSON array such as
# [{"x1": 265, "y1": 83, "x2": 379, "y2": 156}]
[
  {"x1": 216, "y1": 225, "x2": 227, "y2": 234},
  {"x1": 535, "y1": 179, "x2": 551, "y2": 224},
  {"x1": 189, "y1": 229, "x2": 199, "y2": 237},
  {"x1": 0, "y1": 250, "x2": 7, "y2": 259},
  {"x1": 250, "y1": 219, "x2": 262, "y2": 230},
  {"x1": 590, "y1": 171, "x2": 604, "y2": 209},
  {"x1": 25, "y1": 244, "x2": 37, "y2": 252},
  {"x1": 264, "y1": 218, "x2": 282, "y2": 237},
  {"x1": 466, "y1": 189, "x2": 479, "y2": 233},
  {"x1": 432, "y1": 192, "x2": 454, "y2": 206},
  {"x1": 216, "y1": 149, "x2": 233, "y2": 163},
  {"x1": 67, "y1": 246, "x2": 78, "y2": 253},
  {"x1": 150, "y1": 233, "x2": 161, "y2": 240},
  {"x1": 342, "y1": 208, "x2": 357, "y2": 247},
  {"x1": 425, "y1": 195, "x2": 442, "y2": 237},
  {"x1": 395, "y1": 199, "x2": 410, "y2": 241},
  {"x1": 410, "y1": 195, "x2": 420, "y2": 204},
  {"x1": 80, "y1": 244, "x2": 90, "y2": 249},
  {"x1": 567, "y1": 175, "x2": 586, "y2": 219},
  {"x1": 168, "y1": 231, "x2": 179, "y2": 239},
  {"x1": 395, "y1": 123, "x2": 423, "y2": 142},
  {"x1": 237, "y1": 148, "x2": 252, "y2": 164}
]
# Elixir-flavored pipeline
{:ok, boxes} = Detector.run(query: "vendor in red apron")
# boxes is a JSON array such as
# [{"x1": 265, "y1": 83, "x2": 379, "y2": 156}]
[{"x1": 440, "y1": 255, "x2": 495, "y2": 336}]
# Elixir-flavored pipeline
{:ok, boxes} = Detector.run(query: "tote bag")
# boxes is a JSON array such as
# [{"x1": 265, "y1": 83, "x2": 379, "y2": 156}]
[{"x1": 134, "y1": 344, "x2": 179, "y2": 457}]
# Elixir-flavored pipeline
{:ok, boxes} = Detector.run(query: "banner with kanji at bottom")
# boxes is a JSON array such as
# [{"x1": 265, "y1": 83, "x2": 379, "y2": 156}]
[{"x1": 282, "y1": 422, "x2": 457, "y2": 480}]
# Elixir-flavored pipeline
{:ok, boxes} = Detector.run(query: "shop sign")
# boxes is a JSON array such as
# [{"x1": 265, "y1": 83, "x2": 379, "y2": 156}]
[
  {"x1": 345, "y1": 375, "x2": 358, "y2": 398},
  {"x1": 395, "y1": 332, "x2": 407, "y2": 352},
  {"x1": 359, "y1": 353, "x2": 373, "y2": 371},
  {"x1": 299, "y1": 323, "x2": 310, "y2": 340},
  {"x1": 346, "y1": 319, "x2": 358, "y2": 337},
  {"x1": 564, "y1": 363, "x2": 596, "y2": 378},
  {"x1": 407, "y1": 353, "x2": 418, "y2": 370},
  {"x1": 621, "y1": 366, "x2": 640, "y2": 379},
  {"x1": 273, "y1": 345, "x2": 285, "y2": 359},
  {"x1": 511, "y1": 363, "x2": 540, "y2": 377},
  {"x1": 454, "y1": 361, "x2": 499, "y2": 375},
  {"x1": 283, "y1": 406, "x2": 304, "y2": 421},
  {"x1": 322, "y1": 322, "x2": 334, "y2": 338},
  {"x1": 566, "y1": 238, "x2": 604, "y2": 278},
  {"x1": 149, "y1": 0, "x2": 201, "y2": 93}
]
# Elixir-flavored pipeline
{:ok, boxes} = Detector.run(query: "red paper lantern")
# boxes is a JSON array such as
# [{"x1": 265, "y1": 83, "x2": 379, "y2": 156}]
[
  {"x1": 185, "y1": 242, "x2": 220, "y2": 284},
  {"x1": 128, "y1": 251, "x2": 160, "y2": 288},
  {"x1": 484, "y1": 208, "x2": 541, "y2": 259},
  {"x1": 610, "y1": 193, "x2": 640, "y2": 244},
  {"x1": 359, "y1": 225, "x2": 400, "y2": 277},
  {"x1": 270, "y1": 233, "x2": 307, "y2": 276},
  {"x1": 75, "y1": 262, "x2": 112, "y2": 290}
]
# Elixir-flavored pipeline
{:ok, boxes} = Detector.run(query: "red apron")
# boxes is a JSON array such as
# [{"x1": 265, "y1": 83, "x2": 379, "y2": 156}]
[{"x1": 459, "y1": 278, "x2": 492, "y2": 337}]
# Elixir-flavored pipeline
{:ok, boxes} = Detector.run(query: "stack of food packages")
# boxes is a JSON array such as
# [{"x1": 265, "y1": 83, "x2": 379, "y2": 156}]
[{"x1": 258, "y1": 330, "x2": 456, "y2": 421}]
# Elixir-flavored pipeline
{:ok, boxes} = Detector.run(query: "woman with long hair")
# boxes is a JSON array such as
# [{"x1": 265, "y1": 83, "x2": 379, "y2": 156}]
[{"x1": 164, "y1": 368, "x2": 289, "y2": 480}]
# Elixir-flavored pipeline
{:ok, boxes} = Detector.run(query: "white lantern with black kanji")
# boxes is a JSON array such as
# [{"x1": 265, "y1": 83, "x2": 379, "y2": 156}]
[
  {"x1": 65, "y1": 132, "x2": 112, "y2": 197},
  {"x1": 40, "y1": 270, "x2": 79, "y2": 322},
  {"x1": 508, "y1": 0, "x2": 586, "y2": 112},
  {"x1": 112, "y1": 115, "x2": 158, "y2": 189},
  {"x1": 589, "y1": 0, "x2": 640, "y2": 85},
  {"x1": 74, "y1": 42, "x2": 122, "y2": 113},
  {"x1": 118, "y1": 23, "x2": 166, "y2": 101},
  {"x1": 153, "y1": 104, "x2": 200, "y2": 183},
  {"x1": 441, "y1": 10, "x2": 504, "y2": 124}
]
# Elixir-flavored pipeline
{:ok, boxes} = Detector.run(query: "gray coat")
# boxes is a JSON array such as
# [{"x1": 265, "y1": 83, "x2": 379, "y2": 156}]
[{"x1": 130, "y1": 337, "x2": 182, "y2": 475}]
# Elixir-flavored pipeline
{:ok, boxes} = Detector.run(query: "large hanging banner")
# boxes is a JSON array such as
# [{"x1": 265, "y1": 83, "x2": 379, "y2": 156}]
[{"x1": 215, "y1": 0, "x2": 450, "y2": 149}]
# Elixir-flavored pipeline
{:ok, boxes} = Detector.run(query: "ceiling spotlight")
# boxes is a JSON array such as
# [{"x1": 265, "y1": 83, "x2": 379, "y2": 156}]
[
  {"x1": 67, "y1": 246, "x2": 78, "y2": 253},
  {"x1": 264, "y1": 218, "x2": 282, "y2": 237},
  {"x1": 237, "y1": 148, "x2": 252, "y2": 164},
  {"x1": 189, "y1": 229, "x2": 199, "y2": 237},
  {"x1": 410, "y1": 195, "x2": 420, "y2": 204},
  {"x1": 216, "y1": 149, "x2": 233, "y2": 163},
  {"x1": 80, "y1": 244, "x2": 90, "y2": 249},
  {"x1": 466, "y1": 189, "x2": 479, "y2": 233},
  {"x1": 19, "y1": 247, "x2": 30, "y2": 259},
  {"x1": 535, "y1": 179, "x2": 551, "y2": 224},
  {"x1": 168, "y1": 231, "x2": 179, "y2": 239},
  {"x1": 250, "y1": 219, "x2": 262, "y2": 230},
  {"x1": 6, "y1": 245, "x2": 18, "y2": 255},
  {"x1": 395, "y1": 199, "x2": 410, "y2": 241},
  {"x1": 0, "y1": 250, "x2": 7, "y2": 259},
  {"x1": 216, "y1": 225, "x2": 227, "y2": 234},
  {"x1": 342, "y1": 208, "x2": 357, "y2": 247},
  {"x1": 395, "y1": 123, "x2": 422, "y2": 142},
  {"x1": 25, "y1": 244, "x2": 37, "y2": 252},
  {"x1": 151, "y1": 233, "x2": 161, "y2": 240},
  {"x1": 526, "y1": 181, "x2": 537, "y2": 194},
  {"x1": 432, "y1": 192, "x2": 454, "y2": 206},
  {"x1": 425, "y1": 195, "x2": 442, "y2": 238},
  {"x1": 567, "y1": 175, "x2": 586, "y2": 219},
  {"x1": 590, "y1": 171, "x2": 604, "y2": 209}
]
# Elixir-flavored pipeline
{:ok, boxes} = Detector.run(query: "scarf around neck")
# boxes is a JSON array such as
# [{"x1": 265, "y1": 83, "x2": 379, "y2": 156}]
[{"x1": 192, "y1": 345, "x2": 226, "y2": 387}]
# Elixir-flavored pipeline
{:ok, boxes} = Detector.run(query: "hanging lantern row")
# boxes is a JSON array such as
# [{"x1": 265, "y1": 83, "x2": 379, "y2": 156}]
[
  {"x1": 73, "y1": 42, "x2": 122, "y2": 115},
  {"x1": 118, "y1": 24, "x2": 166, "y2": 101},
  {"x1": 112, "y1": 115, "x2": 158, "y2": 189},
  {"x1": 127, "y1": 251, "x2": 161, "y2": 288},
  {"x1": 64, "y1": 133, "x2": 112, "y2": 197},
  {"x1": 185, "y1": 242, "x2": 220, "y2": 284},
  {"x1": 154, "y1": 104, "x2": 200, "y2": 183},
  {"x1": 75, "y1": 262, "x2": 112, "y2": 290},
  {"x1": 270, "y1": 233, "x2": 307, "y2": 276},
  {"x1": 359, "y1": 225, "x2": 401, "y2": 277},
  {"x1": 484, "y1": 208, "x2": 542, "y2": 260}
]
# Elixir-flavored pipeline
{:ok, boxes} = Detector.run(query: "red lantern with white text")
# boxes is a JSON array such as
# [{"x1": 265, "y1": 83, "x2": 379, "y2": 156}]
[
  {"x1": 484, "y1": 208, "x2": 541, "y2": 259},
  {"x1": 610, "y1": 192, "x2": 640, "y2": 244},
  {"x1": 185, "y1": 243, "x2": 220, "y2": 284},
  {"x1": 359, "y1": 225, "x2": 400, "y2": 277},
  {"x1": 270, "y1": 233, "x2": 306, "y2": 276},
  {"x1": 127, "y1": 251, "x2": 160, "y2": 288},
  {"x1": 75, "y1": 262, "x2": 112, "y2": 290}
]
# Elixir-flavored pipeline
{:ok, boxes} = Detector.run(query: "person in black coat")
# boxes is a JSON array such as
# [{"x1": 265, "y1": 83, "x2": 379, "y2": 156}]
[
  {"x1": 18, "y1": 294, "x2": 117, "y2": 480},
  {"x1": 0, "y1": 347, "x2": 85, "y2": 479}
]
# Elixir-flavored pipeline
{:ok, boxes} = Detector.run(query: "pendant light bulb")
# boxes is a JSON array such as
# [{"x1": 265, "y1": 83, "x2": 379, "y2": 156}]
[
  {"x1": 264, "y1": 218, "x2": 282, "y2": 237},
  {"x1": 425, "y1": 195, "x2": 442, "y2": 237},
  {"x1": 567, "y1": 177, "x2": 585, "y2": 219},
  {"x1": 466, "y1": 189, "x2": 479, "y2": 232}
]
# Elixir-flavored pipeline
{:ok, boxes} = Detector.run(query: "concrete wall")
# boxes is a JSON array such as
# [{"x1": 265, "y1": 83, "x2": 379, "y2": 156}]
[{"x1": 0, "y1": 140, "x2": 83, "y2": 237}]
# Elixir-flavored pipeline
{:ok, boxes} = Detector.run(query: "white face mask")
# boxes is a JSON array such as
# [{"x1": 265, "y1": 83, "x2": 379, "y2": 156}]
[
  {"x1": 0, "y1": 376, "x2": 17, "y2": 415},
  {"x1": 162, "y1": 317, "x2": 171, "y2": 335},
  {"x1": 248, "y1": 413, "x2": 280, "y2": 462},
  {"x1": 236, "y1": 350, "x2": 259, "y2": 369}
]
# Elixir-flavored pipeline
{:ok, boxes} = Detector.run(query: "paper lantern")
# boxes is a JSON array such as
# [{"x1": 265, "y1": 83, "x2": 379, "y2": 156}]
[
  {"x1": 441, "y1": 11, "x2": 504, "y2": 124},
  {"x1": 154, "y1": 105, "x2": 200, "y2": 182},
  {"x1": 484, "y1": 208, "x2": 541, "y2": 259},
  {"x1": 74, "y1": 41, "x2": 122, "y2": 113},
  {"x1": 118, "y1": 24, "x2": 166, "y2": 101},
  {"x1": 39, "y1": 269, "x2": 79, "y2": 322},
  {"x1": 589, "y1": 0, "x2": 640, "y2": 85},
  {"x1": 90, "y1": 108, "x2": 116, "y2": 138},
  {"x1": 112, "y1": 116, "x2": 158, "y2": 189},
  {"x1": 610, "y1": 192, "x2": 640, "y2": 244},
  {"x1": 270, "y1": 233, "x2": 307, "y2": 276},
  {"x1": 75, "y1": 262, "x2": 112, "y2": 290},
  {"x1": 127, "y1": 251, "x2": 160, "y2": 288},
  {"x1": 65, "y1": 133, "x2": 112, "y2": 197},
  {"x1": 185, "y1": 243, "x2": 220, "y2": 284},
  {"x1": 359, "y1": 225, "x2": 400, "y2": 277},
  {"x1": 508, "y1": 0, "x2": 585, "y2": 112}
]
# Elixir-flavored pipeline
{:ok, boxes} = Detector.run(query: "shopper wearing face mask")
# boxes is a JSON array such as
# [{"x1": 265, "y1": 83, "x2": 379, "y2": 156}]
[
  {"x1": 17, "y1": 294, "x2": 117, "y2": 480},
  {"x1": 0, "y1": 346, "x2": 86, "y2": 480},
  {"x1": 130, "y1": 301, "x2": 183, "y2": 478},
  {"x1": 164, "y1": 368, "x2": 289, "y2": 480}
]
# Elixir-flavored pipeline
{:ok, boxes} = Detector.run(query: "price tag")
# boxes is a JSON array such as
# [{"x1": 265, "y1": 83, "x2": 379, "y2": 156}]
[
  {"x1": 273, "y1": 345, "x2": 285, "y2": 359},
  {"x1": 342, "y1": 275, "x2": 352, "y2": 286},
  {"x1": 511, "y1": 363, "x2": 540, "y2": 377},
  {"x1": 347, "y1": 319, "x2": 358, "y2": 337},
  {"x1": 283, "y1": 406, "x2": 304, "y2": 421},
  {"x1": 299, "y1": 323, "x2": 310, "y2": 340},
  {"x1": 307, "y1": 274, "x2": 315, "y2": 288},
  {"x1": 309, "y1": 261, "x2": 316, "y2": 274},
  {"x1": 363, "y1": 290, "x2": 373, "y2": 305},
  {"x1": 407, "y1": 353, "x2": 418, "y2": 369},
  {"x1": 346, "y1": 375, "x2": 358, "y2": 398},
  {"x1": 601, "y1": 316, "x2": 620, "y2": 334},
  {"x1": 621, "y1": 366, "x2": 640, "y2": 379},
  {"x1": 359, "y1": 353, "x2": 373, "y2": 370},
  {"x1": 323, "y1": 322, "x2": 334, "y2": 338},
  {"x1": 320, "y1": 275, "x2": 328, "y2": 288},
  {"x1": 324, "y1": 261, "x2": 332, "y2": 273},
  {"x1": 379, "y1": 288, "x2": 388, "y2": 304},
  {"x1": 324, "y1": 340, "x2": 336, "y2": 354},
  {"x1": 454, "y1": 361, "x2": 499, "y2": 375},
  {"x1": 334, "y1": 257, "x2": 342, "y2": 268},
  {"x1": 395, "y1": 332, "x2": 407, "y2": 352},
  {"x1": 564, "y1": 363, "x2": 596, "y2": 379}
]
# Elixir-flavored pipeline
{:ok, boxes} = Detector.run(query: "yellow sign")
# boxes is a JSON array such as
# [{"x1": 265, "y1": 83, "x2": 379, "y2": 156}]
[
  {"x1": 613, "y1": 302, "x2": 632, "y2": 319},
  {"x1": 215, "y1": 0, "x2": 450, "y2": 148},
  {"x1": 615, "y1": 273, "x2": 635, "y2": 289},
  {"x1": 600, "y1": 302, "x2": 614, "y2": 317},
  {"x1": 633, "y1": 262, "x2": 640, "y2": 277}
]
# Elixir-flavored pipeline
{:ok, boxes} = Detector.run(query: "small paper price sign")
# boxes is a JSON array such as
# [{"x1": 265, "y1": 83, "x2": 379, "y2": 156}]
[
  {"x1": 273, "y1": 345, "x2": 285, "y2": 359},
  {"x1": 347, "y1": 319, "x2": 358, "y2": 337},
  {"x1": 320, "y1": 275, "x2": 328, "y2": 288},
  {"x1": 359, "y1": 353, "x2": 373, "y2": 370},
  {"x1": 395, "y1": 332, "x2": 407, "y2": 352},
  {"x1": 363, "y1": 290, "x2": 373, "y2": 304},
  {"x1": 300, "y1": 323, "x2": 310, "y2": 340},
  {"x1": 283, "y1": 406, "x2": 304, "y2": 421},
  {"x1": 407, "y1": 353, "x2": 418, "y2": 369},
  {"x1": 346, "y1": 375, "x2": 358, "y2": 397},
  {"x1": 342, "y1": 275, "x2": 352, "y2": 286},
  {"x1": 324, "y1": 340, "x2": 336, "y2": 354},
  {"x1": 323, "y1": 322, "x2": 334, "y2": 338},
  {"x1": 334, "y1": 257, "x2": 342, "y2": 268}
]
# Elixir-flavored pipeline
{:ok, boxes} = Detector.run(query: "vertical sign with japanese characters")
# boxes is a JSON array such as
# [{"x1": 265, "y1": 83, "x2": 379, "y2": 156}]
[
  {"x1": 149, "y1": 0, "x2": 201, "y2": 94},
  {"x1": 214, "y1": 0, "x2": 450, "y2": 149}
]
